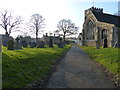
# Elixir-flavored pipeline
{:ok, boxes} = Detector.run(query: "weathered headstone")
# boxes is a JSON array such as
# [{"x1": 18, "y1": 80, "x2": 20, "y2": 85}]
[
  {"x1": 96, "y1": 41, "x2": 100, "y2": 49},
  {"x1": 59, "y1": 38, "x2": 62, "y2": 42},
  {"x1": 15, "y1": 43, "x2": 22, "y2": 49},
  {"x1": 58, "y1": 38, "x2": 63, "y2": 48},
  {"x1": 30, "y1": 42, "x2": 35, "y2": 48},
  {"x1": 21, "y1": 40, "x2": 28, "y2": 48},
  {"x1": 113, "y1": 41, "x2": 120, "y2": 48},
  {"x1": 33, "y1": 42, "x2": 36, "y2": 47},
  {"x1": 37, "y1": 41, "x2": 45, "y2": 48},
  {"x1": 7, "y1": 40, "x2": 14, "y2": 50},
  {"x1": 103, "y1": 38, "x2": 108, "y2": 48},
  {"x1": 14, "y1": 37, "x2": 22, "y2": 49},
  {"x1": 62, "y1": 41, "x2": 66, "y2": 46},
  {"x1": 58, "y1": 43, "x2": 63, "y2": 48},
  {"x1": 65, "y1": 40, "x2": 70, "y2": 44},
  {"x1": 49, "y1": 38, "x2": 53, "y2": 47}
]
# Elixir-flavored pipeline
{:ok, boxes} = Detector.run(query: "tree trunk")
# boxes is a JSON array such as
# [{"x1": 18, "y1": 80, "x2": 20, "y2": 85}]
[
  {"x1": 5, "y1": 25, "x2": 9, "y2": 36},
  {"x1": 63, "y1": 35, "x2": 65, "y2": 41},
  {"x1": 36, "y1": 31, "x2": 38, "y2": 44}
]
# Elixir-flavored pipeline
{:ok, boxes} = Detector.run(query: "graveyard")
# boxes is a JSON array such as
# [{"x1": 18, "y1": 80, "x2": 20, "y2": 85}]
[
  {"x1": 2, "y1": 44, "x2": 71, "y2": 88},
  {"x1": 1, "y1": 22, "x2": 75, "y2": 88},
  {"x1": 0, "y1": 1, "x2": 119, "y2": 88},
  {"x1": 1, "y1": 35, "x2": 119, "y2": 88}
]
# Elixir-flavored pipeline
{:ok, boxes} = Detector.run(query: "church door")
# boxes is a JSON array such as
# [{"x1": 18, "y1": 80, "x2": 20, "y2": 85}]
[{"x1": 102, "y1": 29, "x2": 108, "y2": 48}]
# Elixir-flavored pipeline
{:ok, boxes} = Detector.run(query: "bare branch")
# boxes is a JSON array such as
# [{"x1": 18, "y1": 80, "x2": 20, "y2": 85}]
[
  {"x1": 56, "y1": 19, "x2": 79, "y2": 41},
  {"x1": 0, "y1": 9, "x2": 23, "y2": 36},
  {"x1": 29, "y1": 13, "x2": 45, "y2": 43}
]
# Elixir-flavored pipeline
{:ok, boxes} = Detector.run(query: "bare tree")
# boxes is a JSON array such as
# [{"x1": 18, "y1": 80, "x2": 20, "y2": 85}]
[
  {"x1": 0, "y1": 9, "x2": 23, "y2": 36},
  {"x1": 29, "y1": 14, "x2": 45, "y2": 43},
  {"x1": 56, "y1": 19, "x2": 78, "y2": 41}
]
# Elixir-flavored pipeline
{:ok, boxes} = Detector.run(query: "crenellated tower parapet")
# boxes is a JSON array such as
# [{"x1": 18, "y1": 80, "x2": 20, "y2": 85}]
[{"x1": 89, "y1": 7, "x2": 103, "y2": 13}]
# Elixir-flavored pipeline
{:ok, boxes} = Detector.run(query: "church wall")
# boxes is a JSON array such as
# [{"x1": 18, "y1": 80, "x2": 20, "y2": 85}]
[
  {"x1": 111, "y1": 26, "x2": 118, "y2": 47},
  {"x1": 82, "y1": 7, "x2": 119, "y2": 47},
  {"x1": 84, "y1": 22, "x2": 116, "y2": 47},
  {"x1": 85, "y1": 40, "x2": 96, "y2": 46}
]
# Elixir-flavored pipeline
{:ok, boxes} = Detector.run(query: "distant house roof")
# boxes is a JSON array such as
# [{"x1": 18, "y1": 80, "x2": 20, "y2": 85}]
[{"x1": 92, "y1": 11, "x2": 120, "y2": 26}]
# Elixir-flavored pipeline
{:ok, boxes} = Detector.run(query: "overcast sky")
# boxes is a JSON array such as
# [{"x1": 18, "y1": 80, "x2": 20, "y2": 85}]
[{"x1": 0, "y1": 0, "x2": 119, "y2": 38}]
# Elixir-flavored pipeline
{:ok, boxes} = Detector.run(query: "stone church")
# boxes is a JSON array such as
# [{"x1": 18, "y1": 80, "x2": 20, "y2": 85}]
[{"x1": 81, "y1": 7, "x2": 120, "y2": 47}]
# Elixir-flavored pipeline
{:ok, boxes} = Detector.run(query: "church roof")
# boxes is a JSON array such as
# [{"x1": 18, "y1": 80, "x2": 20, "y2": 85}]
[{"x1": 92, "y1": 11, "x2": 120, "y2": 26}]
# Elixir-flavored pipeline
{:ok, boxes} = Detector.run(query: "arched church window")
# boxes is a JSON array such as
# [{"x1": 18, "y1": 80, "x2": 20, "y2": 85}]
[{"x1": 86, "y1": 20, "x2": 95, "y2": 40}]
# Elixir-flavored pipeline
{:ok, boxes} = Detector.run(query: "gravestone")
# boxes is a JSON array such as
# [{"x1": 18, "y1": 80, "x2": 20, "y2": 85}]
[
  {"x1": 30, "y1": 42, "x2": 35, "y2": 48},
  {"x1": 59, "y1": 38, "x2": 62, "y2": 42},
  {"x1": 65, "y1": 40, "x2": 70, "y2": 44},
  {"x1": 33, "y1": 42, "x2": 36, "y2": 47},
  {"x1": 113, "y1": 41, "x2": 120, "y2": 48},
  {"x1": 103, "y1": 38, "x2": 108, "y2": 48},
  {"x1": 14, "y1": 37, "x2": 22, "y2": 49},
  {"x1": 58, "y1": 38, "x2": 63, "y2": 48},
  {"x1": 49, "y1": 38, "x2": 53, "y2": 47},
  {"x1": 58, "y1": 43, "x2": 63, "y2": 48},
  {"x1": 96, "y1": 41, "x2": 100, "y2": 49},
  {"x1": 21, "y1": 40, "x2": 28, "y2": 48},
  {"x1": 37, "y1": 41, "x2": 45, "y2": 48},
  {"x1": 62, "y1": 41, "x2": 66, "y2": 46},
  {"x1": 7, "y1": 40, "x2": 14, "y2": 50}
]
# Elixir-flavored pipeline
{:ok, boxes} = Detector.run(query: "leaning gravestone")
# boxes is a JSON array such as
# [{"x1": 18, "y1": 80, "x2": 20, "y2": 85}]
[
  {"x1": 49, "y1": 38, "x2": 53, "y2": 47},
  {"x1": 103, "y1": 38, "x2": 108, "y2": 48},
  {"x1": 7, "y1": 40, "x2": 14, "y2": 50},
  {"x1": 37, "y1": 41, "x2": 45, "y2": 48}
]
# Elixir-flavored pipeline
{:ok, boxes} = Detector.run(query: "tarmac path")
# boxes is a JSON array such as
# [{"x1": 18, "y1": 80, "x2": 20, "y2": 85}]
[{"x1": 46, "y1": 45, "x2": 115, "y2": 88}]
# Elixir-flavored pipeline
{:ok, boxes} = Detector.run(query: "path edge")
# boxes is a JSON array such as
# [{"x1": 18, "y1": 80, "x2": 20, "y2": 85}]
[
  {"x1": 24, "y1": 45, "x2": 72, "y2": 88},
  {"x1": 79, "y1": 46, "x2": 119, "y2": 88}
]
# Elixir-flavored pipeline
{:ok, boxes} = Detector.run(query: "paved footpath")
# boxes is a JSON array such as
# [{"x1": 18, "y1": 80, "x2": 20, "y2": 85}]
[{"x1": 46, "y1": 45, "x2": 115, "y2": 88}]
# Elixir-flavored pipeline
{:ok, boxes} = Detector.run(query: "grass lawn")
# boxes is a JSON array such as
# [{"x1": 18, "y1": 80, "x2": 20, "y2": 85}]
[
  {"x1": 0, "y1": 52, "x2": 2, "y2": 89},
  {"x1": 80, "y1": 46, "x2": 119, "y2": 75},
  {"x1": 2, "y1": 45, "x2": 71, "y2": 88}
]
